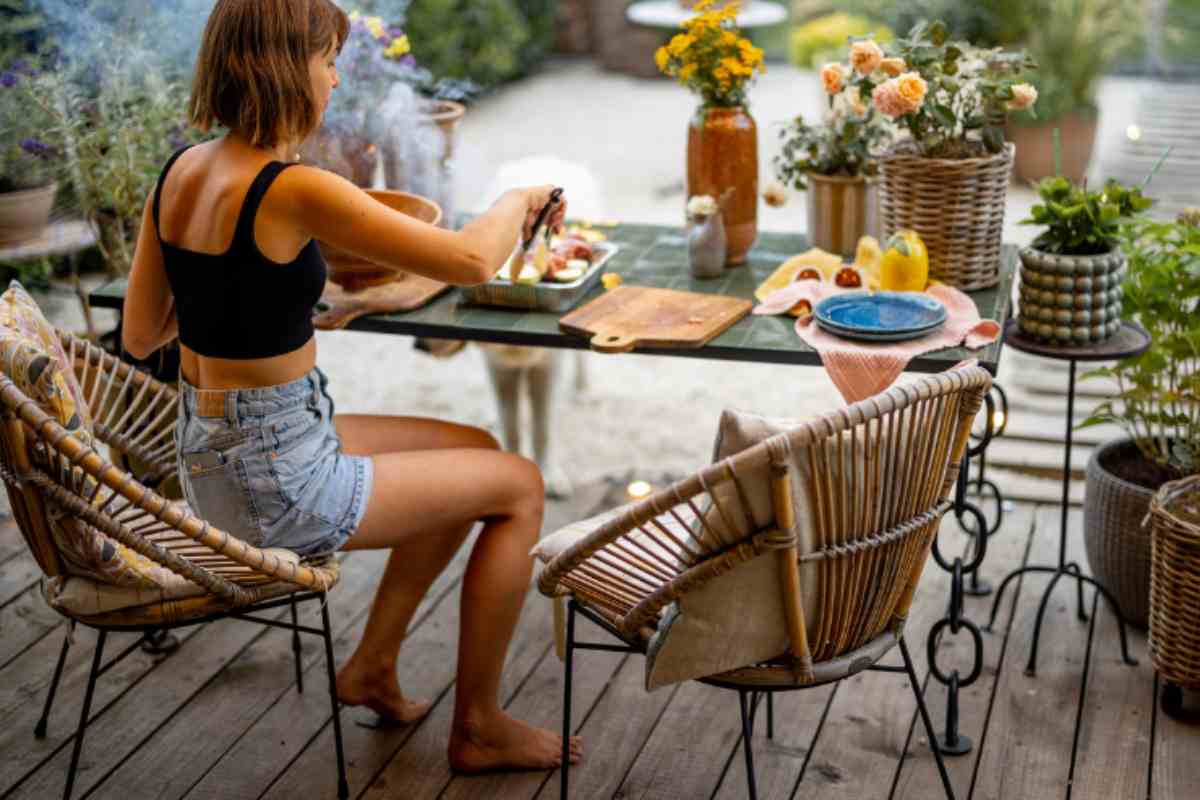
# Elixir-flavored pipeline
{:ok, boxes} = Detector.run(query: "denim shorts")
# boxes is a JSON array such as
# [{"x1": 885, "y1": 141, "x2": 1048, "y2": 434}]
[{"x1": 175, "y1": 367, "x2": 373, "y2": 557}]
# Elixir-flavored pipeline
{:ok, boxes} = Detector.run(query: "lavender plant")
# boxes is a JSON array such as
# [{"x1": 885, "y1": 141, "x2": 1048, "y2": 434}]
[{"x1": 0, "y1": 57, "x2": 58, "y2": 192}]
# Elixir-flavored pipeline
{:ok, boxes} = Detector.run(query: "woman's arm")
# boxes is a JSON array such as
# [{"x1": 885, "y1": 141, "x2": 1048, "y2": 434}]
[
  {"x1": 283, "y1": 166, "x2": 566, "y2": 287},
  {"x1": 122, "y1": 195, "x2": 179, "y2": 360}
]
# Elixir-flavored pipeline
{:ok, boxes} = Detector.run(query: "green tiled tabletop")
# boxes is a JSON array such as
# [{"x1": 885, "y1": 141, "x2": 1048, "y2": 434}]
[{"x1": 90, "y1": 222, "x2": 1015, "y2": 373}]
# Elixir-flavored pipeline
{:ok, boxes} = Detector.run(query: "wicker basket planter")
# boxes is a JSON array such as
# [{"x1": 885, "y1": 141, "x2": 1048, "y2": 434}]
[
  {"x1": 1016, "y1": 245, "x2": 1125, "y2": 345},
  {"x1": 879, "y1": 144, "x2": 1013, "y2": 291},
  {"x1": 1084, "y1": 439, "x2": 1160, "y2": 629},
  {"x1": 1149, "y1": 475, "x2": 1200, "y2": 697}
]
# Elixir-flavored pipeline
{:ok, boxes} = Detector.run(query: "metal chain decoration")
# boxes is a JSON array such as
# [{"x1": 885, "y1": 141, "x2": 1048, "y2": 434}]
[{"x1": 925, "y1": 384, "x2": 1008, "y2": 756}]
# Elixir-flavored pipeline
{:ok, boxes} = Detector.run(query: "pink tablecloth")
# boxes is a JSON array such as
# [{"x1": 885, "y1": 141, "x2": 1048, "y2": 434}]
[{"x1": 754, "y1": 282, "x2": 1001, "y2": 403}]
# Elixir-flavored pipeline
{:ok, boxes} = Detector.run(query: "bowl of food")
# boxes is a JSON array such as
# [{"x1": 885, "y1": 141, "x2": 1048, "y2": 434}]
[{"x1": 320, "y1": 190, "x2": 442, "y2": 292}]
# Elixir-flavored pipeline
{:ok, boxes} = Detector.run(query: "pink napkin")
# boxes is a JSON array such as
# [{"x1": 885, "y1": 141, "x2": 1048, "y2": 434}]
[{"x1": 754, "y1": 282, "x2": 1001, "y2": 403}]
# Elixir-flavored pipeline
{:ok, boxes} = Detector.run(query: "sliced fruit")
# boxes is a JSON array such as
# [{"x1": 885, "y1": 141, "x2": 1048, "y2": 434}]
[
  {"x1": 552, "y1": 267, "x2": 585, "y2": 283},
  {"x1": 835, "y1": 266, "x2": 864, "y2": 288},
  {"x1": 566, "y1": 258, "x2": 589, "y2": 271},
  {"x1": 514, "y1": 265, "x2": 542, "y2": 284}
]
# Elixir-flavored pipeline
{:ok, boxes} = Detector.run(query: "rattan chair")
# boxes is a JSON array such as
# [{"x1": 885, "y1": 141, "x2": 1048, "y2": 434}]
[
  {"x1": 538, "y1": 367, "x2": 992, "y2": 800},
  {"x1": 0, "y1": 331, "x2": 348, "y2": 800}
]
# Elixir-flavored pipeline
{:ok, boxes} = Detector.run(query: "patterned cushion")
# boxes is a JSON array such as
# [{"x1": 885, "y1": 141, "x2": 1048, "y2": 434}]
[{"x1": 0, "y1": 282, "x2": 157, "y2": 589}]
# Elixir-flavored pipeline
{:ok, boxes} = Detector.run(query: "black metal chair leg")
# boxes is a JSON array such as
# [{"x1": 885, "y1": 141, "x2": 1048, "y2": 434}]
[
  {"x1": 739, "y1": 690, "x2": 759, "y2": 800},
  {"x1": 36, "y1": 622, "x2": 73, "y2": 739},
  {"x1": 900, "y1": 637, "x2": 955, "y2": 800},
  {"x1": 767, "y1": 692, "x2": 774, "y2": 740},
  {"x1": 291, "y1": 596, "x2": 304, "y2": 694},
  {"x1": 64, "y1": 630, "x2": 106, "y2": 800},
  {"x1": 561, "y1": 600, "x2": 576, "y2": 800},
  {"x1": 319, "y1": 599, "x2": 349, "y2": 800}
]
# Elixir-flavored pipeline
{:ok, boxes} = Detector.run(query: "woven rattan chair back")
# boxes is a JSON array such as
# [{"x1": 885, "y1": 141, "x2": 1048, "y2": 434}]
[
  {"x1": 539, "y1": 366, "x2": 991, "y2": 682},
  {"x1": 0, "y1": 331, "x2": 337, "y2": 624}
]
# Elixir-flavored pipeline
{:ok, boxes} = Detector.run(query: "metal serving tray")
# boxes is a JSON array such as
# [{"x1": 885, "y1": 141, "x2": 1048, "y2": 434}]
[{"x1": 460, "y1": 242, "x2": 620, "y2": 313}]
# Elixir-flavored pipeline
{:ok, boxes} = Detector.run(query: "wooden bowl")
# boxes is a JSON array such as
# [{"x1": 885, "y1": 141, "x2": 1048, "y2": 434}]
[{"x1": 320, "y1": 190, "x2": 443, "y2": 292}]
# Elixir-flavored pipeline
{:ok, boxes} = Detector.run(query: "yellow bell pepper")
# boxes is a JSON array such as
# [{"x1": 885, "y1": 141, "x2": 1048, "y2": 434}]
[{"x1": 880, "y1": 231, "x2": 929, "y2": 292}]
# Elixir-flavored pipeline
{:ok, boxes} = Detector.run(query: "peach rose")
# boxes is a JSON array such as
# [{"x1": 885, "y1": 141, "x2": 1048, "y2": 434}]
[
  {"x1": 880, "y1": 57, "x2": 905, "y2": 77},
  {"x1": 844, "y1": 85, "x2": 868, "y2": 116},
  {"x1": 1008, "y1": 83, "x2": 1039, "y2": 111},
  {"x1": 895, "y1": 72, "x2": 928, "y2": 111},
  {"x1": 820, "y1": 62, "x2": 844, "y2": 95},
  {"x1": 871, "y1": 80, "x2": 905, "y2": 117},
  {"x1": 850, "y1": 40, "x2": 884, "y2": 76}
]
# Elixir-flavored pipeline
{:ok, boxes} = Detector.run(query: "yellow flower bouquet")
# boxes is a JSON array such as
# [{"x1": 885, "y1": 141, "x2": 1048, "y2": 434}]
[{"x1": 655, "y1": 0, "x2": 767, "y2": 107}]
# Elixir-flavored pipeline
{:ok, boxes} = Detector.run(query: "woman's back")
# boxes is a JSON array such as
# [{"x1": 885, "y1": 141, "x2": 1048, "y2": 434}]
[{"x1": 156, "y1": 139, "x2": 324, "y2": 389}]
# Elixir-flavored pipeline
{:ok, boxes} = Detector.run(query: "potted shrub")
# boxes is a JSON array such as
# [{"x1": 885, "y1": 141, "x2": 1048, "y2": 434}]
[
  {"x1": 873, "y1": 20, "x2": 1037, "y2": 290},
  {"x1": 1016, "y1": 173, "x2": 1153, "y2": 345},
  {"x1": 0, "y1": 58, "x2": 59, "y2": 245},
  {"x1": 1080, "y1": 208, "x2": 1200, "y2": 628},
  {"x1": 1006, "y1": 0, "x2": 1142, "y2": 184},
  {"x1": 656, "y1": 0, "x2": 768, "y2": 266},
  {"x1": 773, "y1": 40, "x2": 894, "y2": 257}
]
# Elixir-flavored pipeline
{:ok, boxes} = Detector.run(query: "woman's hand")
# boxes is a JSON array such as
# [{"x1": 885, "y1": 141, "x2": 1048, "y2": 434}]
[{"x1": 517, "y1": 185, "x2": 568, "y2": 242}]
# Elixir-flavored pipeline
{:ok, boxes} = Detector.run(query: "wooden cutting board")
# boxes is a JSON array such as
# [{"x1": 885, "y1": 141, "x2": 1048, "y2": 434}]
[
  {"x1": 314, "y1": 275, "x2": 450, "y2": 330},
  {"x1": 559, "y1": 285, "x2": 752, "y2": 353}
]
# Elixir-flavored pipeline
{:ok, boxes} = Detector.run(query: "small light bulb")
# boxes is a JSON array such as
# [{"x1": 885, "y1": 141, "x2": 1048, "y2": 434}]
[
  {"x1": 627, "y1": 480, "x2": 653, "y2": 499},
  {"x1": 1126, "y1": 124, "x2": 1142, "y2": 142},
  {"x1": 993, "y1": 410, "x2": 1006, "y2": 431}
]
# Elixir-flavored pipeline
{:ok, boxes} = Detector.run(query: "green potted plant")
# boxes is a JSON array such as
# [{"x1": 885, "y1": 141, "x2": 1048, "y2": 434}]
[
  {"x1": 874, "y1": 20, "x2": 1038, "y2": 290},
  {"x1": 1006, "y1": 0, "x2": 1142, "y2": 184},
  {"x1": 1016, "y1": 173, "x2": 1153, "y2": 344},
  {"x1": 0, "y1": 58, "x2": 59, "y2": 245},
  {"x1": 1080, "y1": 208, "x2": 1200, "y2": 628},
  {"x1": 773, "y1": 43, "x2": 894, "y2": 257}
]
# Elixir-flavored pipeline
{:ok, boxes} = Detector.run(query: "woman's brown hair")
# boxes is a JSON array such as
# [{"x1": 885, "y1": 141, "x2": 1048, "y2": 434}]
[{"x1": 189, "y1": 0, "x2": 350, "y2": 149}]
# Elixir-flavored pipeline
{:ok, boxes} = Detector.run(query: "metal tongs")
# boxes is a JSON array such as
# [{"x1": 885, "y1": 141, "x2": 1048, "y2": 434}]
[{"x1": 506, "y1": 187, "x2": 564, "y2": 281}]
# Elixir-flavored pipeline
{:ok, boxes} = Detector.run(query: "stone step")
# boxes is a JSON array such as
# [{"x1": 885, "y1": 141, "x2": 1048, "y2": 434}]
[
  {"x1": 980, "y1": 463, "x2": 1084, "y2": 507},
  {"x1": 983, "y1": 437, "x2": 1093, "y2": 482}
]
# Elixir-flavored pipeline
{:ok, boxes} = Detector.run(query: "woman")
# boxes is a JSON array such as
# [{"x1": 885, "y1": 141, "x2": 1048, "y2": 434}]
[{"x1": 121, "y1": 0, "x2": 579, "y2": 774}]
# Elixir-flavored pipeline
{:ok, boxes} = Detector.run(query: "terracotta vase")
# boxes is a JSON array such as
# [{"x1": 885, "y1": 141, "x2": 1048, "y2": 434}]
[
  {"x1": 687, "y1": 105, "x2": 758, "y2": 266},
  {"x1": 0, "y1": 182, "x2": 57, "y2": 246},
  {"x1": 805, "y1": 173, "x2": 878, "y2": 258},
  {"x1": 1007, "y1": 111, "x2": 1099, "y2": 185},
  {"x1": 298, "y1": 127, "x2": 378, "y2": 188}
]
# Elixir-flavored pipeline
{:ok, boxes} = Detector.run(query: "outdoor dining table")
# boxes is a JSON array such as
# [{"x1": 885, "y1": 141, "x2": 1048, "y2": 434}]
[{"x1": 88, "y1": 220, "x2": 1017, "y2": 757}]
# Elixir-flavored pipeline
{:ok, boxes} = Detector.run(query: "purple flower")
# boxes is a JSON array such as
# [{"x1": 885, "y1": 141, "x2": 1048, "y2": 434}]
[
  {"x1": 1, "y1": 72, "x2": 16, "y2": 88},
  {"x1": 399, "y1": 54, "x2": 417, "y2": 68},
  {"x1": 20, "y1": 139, "x2": 52, "y2": 158},
  {"x1": 390, "y1": 27, "x2": 405, "y2": 38}
]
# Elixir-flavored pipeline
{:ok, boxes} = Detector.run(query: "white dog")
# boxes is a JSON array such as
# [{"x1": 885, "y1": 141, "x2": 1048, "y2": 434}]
[{"x1": 477, "y1": 157, "x2": 606, "y2": 499}]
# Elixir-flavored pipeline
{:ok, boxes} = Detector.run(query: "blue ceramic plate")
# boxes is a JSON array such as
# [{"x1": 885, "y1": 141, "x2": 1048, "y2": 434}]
[{"x1": 814, "y1": 292, "x2": 947, "y2": 342}]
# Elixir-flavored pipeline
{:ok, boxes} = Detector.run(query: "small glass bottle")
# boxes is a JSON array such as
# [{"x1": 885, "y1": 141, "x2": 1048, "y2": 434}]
[{"x1": 687, "y1": 208, "x2": 726, "y2": 280}]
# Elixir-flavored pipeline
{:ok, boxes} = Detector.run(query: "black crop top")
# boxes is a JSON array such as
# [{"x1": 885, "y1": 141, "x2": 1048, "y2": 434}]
[{"x1": 154, "y1": 146, "x2": 327, "y2": 360}]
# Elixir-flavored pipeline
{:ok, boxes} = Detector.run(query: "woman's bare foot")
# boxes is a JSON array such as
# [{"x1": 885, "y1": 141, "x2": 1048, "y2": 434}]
[
  {"x1": 448, "y1": 709, "x2": 583, "y2": 773},
  {"x1": 336, "y1": 663, "x2": 432, "y2": 725}
]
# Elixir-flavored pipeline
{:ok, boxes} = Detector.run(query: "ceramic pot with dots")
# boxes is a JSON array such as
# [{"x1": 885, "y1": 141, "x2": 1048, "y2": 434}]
[{"x1": 1016, "y1": 246, "x2": 1126, "y2": 345}]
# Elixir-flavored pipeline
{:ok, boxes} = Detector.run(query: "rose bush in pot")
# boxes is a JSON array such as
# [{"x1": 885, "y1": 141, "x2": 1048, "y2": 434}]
[
  {"x1": 1080, "y1": 209, "x2": 1200, "y2": 628},
  {"x1": 772, "y1": 38, "x2": 894, "y2": 257}
]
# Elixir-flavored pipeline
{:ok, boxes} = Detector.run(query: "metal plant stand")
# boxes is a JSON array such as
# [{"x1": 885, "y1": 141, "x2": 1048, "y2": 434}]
[{"x1": 985, "y1": 320, "x2": 1150, "y2": 676}]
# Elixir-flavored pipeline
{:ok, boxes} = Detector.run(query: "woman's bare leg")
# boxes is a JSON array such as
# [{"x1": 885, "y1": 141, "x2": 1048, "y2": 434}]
[{"x1": 332, "y1": 415, "x2": 581, "y2": 770}]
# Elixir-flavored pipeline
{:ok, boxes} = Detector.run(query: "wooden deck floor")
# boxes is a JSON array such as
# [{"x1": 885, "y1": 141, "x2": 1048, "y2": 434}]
[{"x1": 0, "y1": 479, "x2": 1196, "y2": 800}]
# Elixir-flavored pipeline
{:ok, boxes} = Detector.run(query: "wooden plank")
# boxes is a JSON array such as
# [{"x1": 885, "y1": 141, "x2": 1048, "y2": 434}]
[
  {"x1": 1069, "y1": 596, "x2": 1153, "y2": 799},
  {"x1": 1151, "y1": 676, "x2": 1200, "y2": 795},
  {"x1": 67, "y1": 551, "x2": 389, "y2": 800},
  {"x1": 970, "y1": 507, "x2": 1095, "y2": 800},
  {"x1": 531, "y1": 655, "x2": 683, "y2": 800},
  {"x1": 0, "y1": 550, "x2": 42, "y2": 610},
  {"x1": 783, "y1": 513, "x2": 973, "y2": 800},
  {"x1": 435, "y1": 620, "x2": 627, "y2": 800},
  {"x1": 348, "y1": 592, "x2": 559, "y2": 800},
  {"x1": 0, "y1": 517, "x2": 28, "y2": 566},
  {"x1": 890, "y1": 504, "x2": 1037, "y2": 799},
  {"x1": 0, "y1": 625, "x2": 184, "y2": 796},
  {"x1": 0, "y1": 586, "x2": 64, "y2": 671},
  {"x1": 264, "y1": 484, "x2": 613, "y2": 800}
]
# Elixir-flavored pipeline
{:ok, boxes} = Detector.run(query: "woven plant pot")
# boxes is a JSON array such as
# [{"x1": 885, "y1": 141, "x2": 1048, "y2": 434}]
[
  {"x1": 1084, "y1": 439, "x2": 1159, "y2": 629},
  {"x1": 879, "y1": 143, "x2": 1013, "y2": 291},
  {"x1": 1149, "y1": 475, "x2": 1200, "y2": 691}
]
